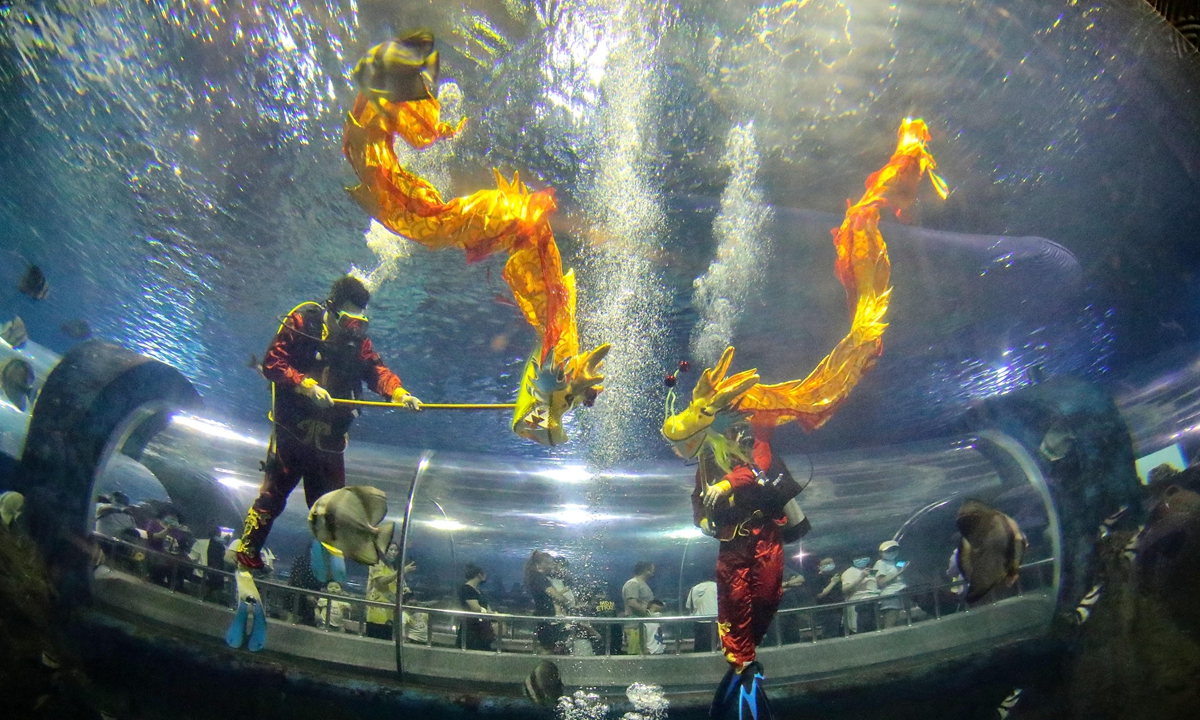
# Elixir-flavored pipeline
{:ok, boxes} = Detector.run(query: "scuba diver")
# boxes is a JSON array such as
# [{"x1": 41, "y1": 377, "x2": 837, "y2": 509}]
[
  {"x1": 666, "y1": 377, "x2": 808, "y2": 720},
  {"x1": 234, "y1": 275, "x2": 422, "y2": 570}
]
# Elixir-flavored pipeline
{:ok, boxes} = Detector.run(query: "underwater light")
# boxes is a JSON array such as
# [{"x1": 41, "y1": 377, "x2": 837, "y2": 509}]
[
  {"x1": 424, "y1": 518, "x2": 468, "y2": 532},
  {"x1": 216, "y1": 475, "x2": 259, "y2": 492},
  {"x1": 170, "y1": 413, "x2": 266, "y2": 447},
  {"x1": 529, "y1": 504, "x2": 626, "y2": 525},
  {"x1": 664, "y1": 526, "x2": 704, "y2": 540},
  {"x1": 538, "y1": 465, "x2": 593, "y2": 484}
]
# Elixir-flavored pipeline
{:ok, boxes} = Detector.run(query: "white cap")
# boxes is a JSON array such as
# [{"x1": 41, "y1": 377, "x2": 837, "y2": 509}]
[{"x1": 879, "y1": 540, "x2": 900, "y2": 553}]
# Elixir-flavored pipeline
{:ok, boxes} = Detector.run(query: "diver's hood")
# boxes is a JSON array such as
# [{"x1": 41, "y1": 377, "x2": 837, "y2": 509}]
[
  {"x1": 355, "y1": 30, "x2": 440, "y2": 103},
  {"x1": 661, "y1": 346, "x2": 759, "y2": 457}
]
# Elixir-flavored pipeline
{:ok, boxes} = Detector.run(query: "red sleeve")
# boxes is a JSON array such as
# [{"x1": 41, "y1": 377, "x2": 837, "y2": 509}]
[
  {"x1": 359, "y1": 337, "x2": 404, "y2": 398},
  {"x1": 724, "y1": 465, "x2": 758, "y2": 491},
  {"x1": 262, "y1": 312, "x2": 310, "y2": 389},
  {"x1": 751, "y1": 435, "x2": 773, "y2": 472},
  {"x1": 724, "y1": 435, "x2": 774, "y2": 490}
]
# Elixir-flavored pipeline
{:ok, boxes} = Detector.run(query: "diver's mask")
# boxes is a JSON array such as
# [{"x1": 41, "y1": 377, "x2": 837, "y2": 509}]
[
  {"x1": 334, "y1": 307, "x2": 369, "y2": 339},
  {"x1": 853, "y1": 557, "x2": 871, "y2": 569}
]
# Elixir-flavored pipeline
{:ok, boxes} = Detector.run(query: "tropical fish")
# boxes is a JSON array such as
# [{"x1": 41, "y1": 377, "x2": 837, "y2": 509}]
[
  {"x1": 0, "y1": 357, "x2": 34, "y2": 411},
  {"x1": 997, "y1": 688, "x2": 1023, "y2": 720},
  {"x1": 0, "y1": 491, "x2": 23, "y2": 527},
  {"x1": 1097, "y1": 504, "x2": 1129, "y2": 539},
  {"x1": 59, "y1": 319, "x2": 91, "y2": 339},
  {"x1": 955, "y1": 500, "x2": 1029, "y2": 603},
  {"x1": 0, "y1": 316, "x2": 28, "y2": 348},
  {"x1": 523, "y1": 660, "x2": 563, "y2": 706},
  {"x1": 307, "y1": 486, "x2": 395, "y2": 566},
  {"x1": 18, "y1": 264, "x2": 48, "y2": 300},
  {"x1": 1073, "y1": 583, "x2": 1103, "y2": 625},
  {"x1": 352, "y1": 30, "x2": 439, "y2": 107}
]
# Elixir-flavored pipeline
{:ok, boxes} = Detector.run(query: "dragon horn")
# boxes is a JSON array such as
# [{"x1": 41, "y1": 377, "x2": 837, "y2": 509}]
[
  {"x1": 696, "y1": 346, "x2": 735, "y2": 401},
  {"x1": 712, "y1": 368, "x2": 760, "y2": 408}
]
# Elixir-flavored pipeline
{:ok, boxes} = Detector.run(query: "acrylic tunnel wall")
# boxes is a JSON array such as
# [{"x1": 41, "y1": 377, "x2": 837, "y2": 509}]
[{"x1": 86, "y1": 405, "x2": 1062, "y2": 698}]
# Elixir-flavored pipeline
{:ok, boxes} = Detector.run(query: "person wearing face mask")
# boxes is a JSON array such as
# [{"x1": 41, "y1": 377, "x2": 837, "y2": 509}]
[
  {"x1": 814, "y1": 558, "x2": 845, "y2": 638},
  {"x1": 873, "y1": 540, "x2": 908, "y2": 629},
  {"x1": 840, "y1": 554, "x2": 880, "y2": 634},
  {"x1": 233, "y1": 275, "x2": 422, "y2": 571}
]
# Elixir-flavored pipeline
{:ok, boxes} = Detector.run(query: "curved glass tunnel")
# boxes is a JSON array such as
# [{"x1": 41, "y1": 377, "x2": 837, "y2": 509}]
[{"x1": 86, "y1": 406, "x2": 1060, "y2": 695}]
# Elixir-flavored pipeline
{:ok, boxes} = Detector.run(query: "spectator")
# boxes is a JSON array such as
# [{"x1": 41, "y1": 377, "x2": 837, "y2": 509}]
[
  {"x1": 458, "y1": 563, "x2": 497, "y2": 650},
  {"x1": 945, "y1": 547, "x2": 967, "y2": 611},
  {"x1": 316, "y1": 581, "x2": 353, "y2": 631},
  {"x1": 202, "y1": 530, "x2": 231, "y2": 602},
  {"x1": 814, "y1": 557, "x2": 844, "y2": 638},
  {"x1": 840, "y1": 553, "x2": 879, "y2": 634},
  {"x1": 144, "y1": 510, "x2": 192, "y2": 589},
  {"x1": 526, "y1": 550, "x2": 573, "y2": 653},
  {"x1": 95, "y1": 492, "x2": 135, "y2": 538},
  {"x1": 550, "y1": 557, "x2": 578, "y2": 616},
  {"x1": 366, "y1": 543, "x2": 412, "y2": 640},
  {"x1": 622, "y1": 561, "x2": 656, "y2": 655},
  {"x1": 778, "y1": 569, "x2": 807, "y2": 643},
  {"x1": 288, "y1": 540, "x2": 347, "y2": 626},
  {"x1": 643, "y1": 599, "x2": 667, "y2": 654},
  {"x1": 686, "y1": 577, "x2": 719, "y2": 652},
  {"x1": 874, "y1": 540, "x2": 908, "y2": 629},
  {"x1": 401, "y1": 586, "x2": 429, "y2": 643}
]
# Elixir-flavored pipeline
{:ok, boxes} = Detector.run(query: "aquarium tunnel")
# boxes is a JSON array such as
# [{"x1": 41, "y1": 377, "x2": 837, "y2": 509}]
[
  {"x1": 2, "y1": 0, "x2": 1200, "y2": 717},
  {"x1": 2, "y1": 333, "x2": 1108, "y2": 700}
]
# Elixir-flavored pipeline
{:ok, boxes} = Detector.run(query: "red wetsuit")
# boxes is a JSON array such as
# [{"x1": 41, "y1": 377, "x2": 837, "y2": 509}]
[
  {"x1": 693, "y1": 434, "x2": 789, "y2": 667},
  {"x1": 240, "y1": 304, "x2": 404, "y2": 558}
]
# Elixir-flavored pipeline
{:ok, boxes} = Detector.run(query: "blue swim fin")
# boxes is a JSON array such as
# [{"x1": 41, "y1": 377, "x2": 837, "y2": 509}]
[
  {"x1": 247, "y1": 599, "x2": 268, "y2": 652},
  {"x1": 225, "y1": 600, "x2": 250, "y2": 649},
  {"x1": 735, "y1": 662, "x2": 772, "y2": 720}
]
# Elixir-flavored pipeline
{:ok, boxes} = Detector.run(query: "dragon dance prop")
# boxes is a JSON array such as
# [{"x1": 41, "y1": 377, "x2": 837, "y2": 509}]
[
  {"x1": 342, "y1": 93, "x2": 609, "y2": 446},
  {"x1": 663, "y1": 118, "x2": 948, "y2": 451}
]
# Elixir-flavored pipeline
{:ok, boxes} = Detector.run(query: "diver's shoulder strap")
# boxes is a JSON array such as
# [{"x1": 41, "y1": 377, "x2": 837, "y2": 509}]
[{"x1": 276, "y1": 301, "x2": 325, "y2": 338}]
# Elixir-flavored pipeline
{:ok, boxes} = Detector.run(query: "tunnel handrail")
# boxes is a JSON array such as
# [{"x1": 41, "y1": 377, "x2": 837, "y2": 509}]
[{"x1": 92, "y1": 532, "x2": 1054, "y2": 624}]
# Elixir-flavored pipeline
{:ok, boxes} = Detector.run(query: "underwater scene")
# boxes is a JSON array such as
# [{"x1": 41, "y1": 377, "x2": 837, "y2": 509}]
[{"x1": 2, "y1": 0, "x2": 1200, "y2": 718}]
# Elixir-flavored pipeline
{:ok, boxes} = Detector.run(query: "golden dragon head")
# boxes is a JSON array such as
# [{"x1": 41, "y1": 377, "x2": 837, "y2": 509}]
[
  {"x1": 661, "y1": 346, "x2": 760, "y2": 460},
  {"x1": 513, "y1": 343, "x2": 611, "y2": 446}
]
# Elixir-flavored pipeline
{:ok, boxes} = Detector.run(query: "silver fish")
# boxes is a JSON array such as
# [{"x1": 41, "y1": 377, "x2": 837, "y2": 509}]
[
  {"x1": 307, "y1": 486, "x2": 395, "y2": 566},
  {"x1": 956, "y1": 500, "x2": 1028, "y2": 604}
]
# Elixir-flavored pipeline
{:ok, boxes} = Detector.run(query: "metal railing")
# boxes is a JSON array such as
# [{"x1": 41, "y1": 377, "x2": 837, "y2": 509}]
[{"x1": 91, "y1": 534, "x2": 1054, "y2": 656}]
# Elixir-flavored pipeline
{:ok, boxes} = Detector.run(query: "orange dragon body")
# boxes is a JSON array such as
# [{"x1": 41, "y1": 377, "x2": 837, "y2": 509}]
[
  {"x1": 342, "y1": 94, "x2": 609, "y2": 445},
  {"x1": 663, "y1": 118, "x2": 948, "y2": 452}
]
